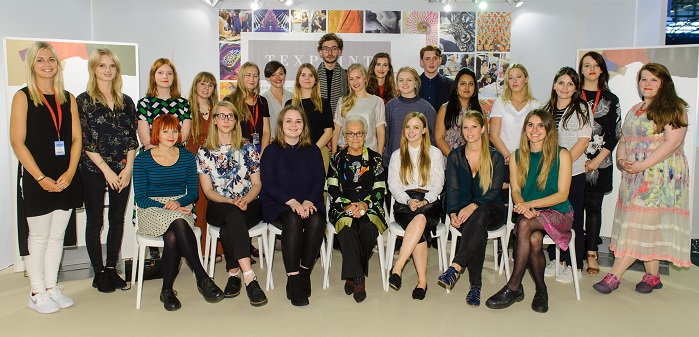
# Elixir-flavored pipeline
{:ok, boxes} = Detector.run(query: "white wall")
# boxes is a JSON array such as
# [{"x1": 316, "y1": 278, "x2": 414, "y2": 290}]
[{"x1": 0, "y1": 0, "x2": 672, "y2": 270}]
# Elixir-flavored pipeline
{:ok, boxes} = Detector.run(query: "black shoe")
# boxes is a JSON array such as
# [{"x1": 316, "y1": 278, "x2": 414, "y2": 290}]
[
  {"x1": 245, "y1": 278, "x2": 268, "y2": 307},
  {"x1": 149, "y1": 248, "x2": 161, "y2": 260},
  {"x1": 531, "y1": 289, "x2": 548, "y2": 313},
  {"x1": 286, "y1": 275, "x2": 309, "y2": 307},
  {"x1": 94, "y1": 270, "x2": 116, "y2": 293},
  {"x1": 299, "y1": 268, "x2": 312, "y2": 298},
  {"x1": 412, "y1": 285, "x2": 427, "y2": 300},
  {"x1": 160, "y1": 289, "x2": 181, "y2": 311},
  {"x1": 197, "y1": 278, "x2": 224, "y2": 303},
  {"x1": 104, "y1": 267, "x2": 127, "y2": 289},
  {"x1": 353, "y1": 277, "x2": 366, "y2": 303},
  {"x1": 485, "y1": 285, "x2": 524, "y2": 309},
  {"x1": 344, "y1": 279, "x2": 354, "y2": 295},
  {"x1": 224, "y1": 276, "x2": 242, "y2": 298},
  {"x1": 389, "y1": 273, "x2": 402, "y2": 291}
]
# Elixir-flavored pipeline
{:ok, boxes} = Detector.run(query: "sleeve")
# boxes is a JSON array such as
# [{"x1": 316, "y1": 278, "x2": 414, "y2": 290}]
[
  {"x1": 137, "y1": 97, "x2": 149, "y2": 121},
  {"x1": 259, "y1": 96, "x2": 270, "y2": 118},
  {"x1": 333, "y1": 97, "x2": 344, "y2": 126},
  {"x1": 364, "y1": 152, "x2": 387, "y2": 208},
  {"x1": 133, "y1": 154, "x2": 165, "y2": 208},
  {"x1": 489, "y1": 99, "x2": 504, "y2": 118},
  {"x1": 426, "y1": 103, "x2": 437, "y2": 146},
  {"x1": 387, "y1": 150, "x2": 410, "y2": 204},
  {"x1": 473, "y1": 151, "x2": 505, "y2": 205},
  {"x1": 322, "y1": 99, "x2": 334, "y2": 129},
  {"x1": 424, "y1": 147, "x2": 445, "y2": 203},
  {"x1": 180, "y1": 98, "x2": 191, "y2": 120},
  {"x1": 76, "y1": 94, "x2": 97, "y2": 153},
  {"x1": 602, "y1": 94, "x2": 621, "y2": 152},
  {"x1": 444, "y1": 149, "x2": 461, "y2": 214},
  {"x1": 577, "y1": 103, "x2": 592, "y2": 139},
  {"x1": 375, "y1": 98, "x2": 386, "y2": 126},
  {"x1": 196, "y1": 147, "x2": 210, "y2": 175},
  {"x1": 260, "y1": 145, "x2": 293, "y2": 203},
  {"x1": 245, "y1": 142, "x2": 261, "y2": 174},
  {"x1": 125, "y1": 95, "x2": 140, "y2": 151},
  {"x1": 326, "y1": 152, "x2": 346, "y2": 205},
  {"x1": 306, "y1": 147, "x2": 326, "y2": 204},
  {"x1": 176, "y1": 152, "x2": 199, "y2": 206}
]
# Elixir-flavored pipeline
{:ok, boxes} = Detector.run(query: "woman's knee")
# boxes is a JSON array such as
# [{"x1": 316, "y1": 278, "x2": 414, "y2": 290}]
[{"x1": 529, "y1": 231, "x2": 544, "y2": 250}]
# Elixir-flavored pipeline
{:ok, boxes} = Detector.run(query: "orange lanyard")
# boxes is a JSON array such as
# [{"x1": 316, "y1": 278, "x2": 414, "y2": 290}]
[
  {"x1": 581, "y1": 90, "x2": 601, "y2": 115},
  {"x1": 38, "y1": 89, "x2": 63, "y2": 139},
  {"x1": 249, "y1": 97, "x2": 259, "y2": 132}
]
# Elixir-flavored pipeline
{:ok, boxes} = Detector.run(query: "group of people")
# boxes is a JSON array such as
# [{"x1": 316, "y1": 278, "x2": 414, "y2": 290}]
[{"x1": 11, "y1": 33, "x2": 691, "y2": 315}]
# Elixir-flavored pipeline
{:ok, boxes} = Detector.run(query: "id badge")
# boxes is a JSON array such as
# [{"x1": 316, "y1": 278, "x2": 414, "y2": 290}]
[
  {"x1": 252, "y1": 132, "x2": 260, "y2": 145},
  {"x1": 54, "y1": 141, "x2": 66, "y2": 156}
]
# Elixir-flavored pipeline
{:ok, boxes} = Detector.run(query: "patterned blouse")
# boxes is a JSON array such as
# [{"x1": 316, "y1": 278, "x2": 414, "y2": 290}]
[
  {"x1": 77, "y1": 92, "x2": 139, "y2": 174},
  {"x1": 137, "y1": 96, "x2": 191, "y2": 126},
  {"x1": 196, "y1": 141, "x2": 260, "y2": 199}
]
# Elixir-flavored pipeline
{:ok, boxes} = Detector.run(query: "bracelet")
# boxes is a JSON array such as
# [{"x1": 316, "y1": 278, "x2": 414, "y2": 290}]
[
  {"x1": 97, "y1": 160, "x2": 105, "y2": 167},
  {"x1": 36, "y1": 174, "x2": 46, "y2": 182}
]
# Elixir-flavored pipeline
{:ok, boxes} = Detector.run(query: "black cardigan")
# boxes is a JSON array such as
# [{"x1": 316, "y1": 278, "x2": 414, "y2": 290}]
[{"x1": 445, "y1": 146, "x2": 505, "y2": 215}]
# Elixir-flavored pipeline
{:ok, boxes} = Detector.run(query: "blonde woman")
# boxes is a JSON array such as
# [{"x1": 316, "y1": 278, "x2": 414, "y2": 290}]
[
  {"x1": 224, "y1": 62, "x2": 271, "y2": 154},
  {"x1": 10, "y1": 41, "x2": 83, "y2": 313},
  {"x1": 387, "y1": 112, "x2": 444, "y2": 300},
  {"x1": 331, "y1": 63, "x2": 386, "y2": 155}
]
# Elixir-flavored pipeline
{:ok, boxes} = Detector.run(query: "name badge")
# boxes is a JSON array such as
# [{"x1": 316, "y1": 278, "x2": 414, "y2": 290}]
[
  {"x1": 54, "y1": 141, "x2": 66, "y2": 156},
  {"x1": 252, "y1": 132, "x2": 260, "y2": 145}
]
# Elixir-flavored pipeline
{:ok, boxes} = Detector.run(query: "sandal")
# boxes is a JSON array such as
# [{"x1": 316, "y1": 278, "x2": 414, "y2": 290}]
[
  {"x1": 586, "y1": 252, "x2": 599, "y2": 275},
  {"x1": 215, "y1": 254, "x2": 223, "y2": 264}
]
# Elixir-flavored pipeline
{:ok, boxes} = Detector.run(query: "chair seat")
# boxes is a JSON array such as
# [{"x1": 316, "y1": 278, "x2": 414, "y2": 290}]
[{"x1": 204, "y1": 222, "x2": 268, "y2": 278}]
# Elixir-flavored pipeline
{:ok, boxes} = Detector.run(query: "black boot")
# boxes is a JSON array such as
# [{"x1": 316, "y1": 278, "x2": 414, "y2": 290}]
[
  {"x1": 485, "y1": 284, "x2": 524, "y2": 309},
  {"x1": 531, "y1": 288, "x2": 548, "y2": 313},
  {"x1": 160, "y1": 289, "x2": 181, "y2": 311},
  {"x1": 299, "y1": 268, "x2": 312, "y2": 298},
  {"x1": 286, "y1": 274, "x2": 309, "y2": 307},
  {"x1": 198, "y1": 277, "x2": 224, "y2": 303}
]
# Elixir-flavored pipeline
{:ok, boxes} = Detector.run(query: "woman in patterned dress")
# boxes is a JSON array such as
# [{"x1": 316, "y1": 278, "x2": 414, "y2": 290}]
[
  {"x1": 593, "y1": 63, "x2": 691, "y2": 294},
  {"x1": 435, "y1": 67, "x2": 483, "y2": 156}
]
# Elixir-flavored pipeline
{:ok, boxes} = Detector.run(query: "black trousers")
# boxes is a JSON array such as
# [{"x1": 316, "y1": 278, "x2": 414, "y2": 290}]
[
  {"x1": 206, "y1": 199, "x2": 261, "y2": 271},
  {"x1": 336, "y1": 217, "x2": 379, "y2": 279},
  {"x1": 451, "y1": 202, "x2": 506, "y2": 287},
  {"x1": 548, "y1": 173, "x2": 585, "y2": 269},
  {"x1": 273, "y1": 210, "x2": 326, "y2": 273},
  {"x1": 81, "y1": 166, "x2": 131, "y2": 272},
  {"x1": 584, "y1": 190, "x2": 605, "y2": 252}
]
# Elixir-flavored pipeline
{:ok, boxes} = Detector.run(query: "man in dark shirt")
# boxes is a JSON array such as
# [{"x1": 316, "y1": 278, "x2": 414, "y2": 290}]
[
  {"x1": 316, "y1": 33, "x2": 348, "y2": 116},
  {"x1": 419, "y1": 46, "x2": 454, "y2": 112}
]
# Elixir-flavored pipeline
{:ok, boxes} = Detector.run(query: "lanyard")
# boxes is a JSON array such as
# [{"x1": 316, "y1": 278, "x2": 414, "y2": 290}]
[
  {"x1": 38, "y1": 89, "x2": 63, "y2": 139},
  {"x1": 249, "y1": 97, "x2": 259, "y2": 132},
  {"x1": 581, "y1": 90, "x2": 601, "y2": 115}
]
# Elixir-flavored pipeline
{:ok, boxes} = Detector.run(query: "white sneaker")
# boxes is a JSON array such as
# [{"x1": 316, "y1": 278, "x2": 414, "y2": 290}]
[
  {"x1": 28, "y1": 292, "x2": 60, "y2": 314},
  {"x1": 555, "y1": 266, "x2": 582, "y2": 283},
  {"x1": 46, "y1": 286, "x2": 74, "y2": 308},
  {"x1": 544, "y1": 260, "x2": 564, "y2": 277}
]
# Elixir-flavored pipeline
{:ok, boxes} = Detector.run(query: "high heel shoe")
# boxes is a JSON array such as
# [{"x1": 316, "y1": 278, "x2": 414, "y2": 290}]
[{"x1": 586, "y1": 252, "x2": 599, "y2": 275}]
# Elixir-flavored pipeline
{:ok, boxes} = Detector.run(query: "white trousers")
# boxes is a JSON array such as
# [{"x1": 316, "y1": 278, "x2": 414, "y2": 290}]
[{"x1": 24, "y1": 209, "x2": 72, "y2": 293}]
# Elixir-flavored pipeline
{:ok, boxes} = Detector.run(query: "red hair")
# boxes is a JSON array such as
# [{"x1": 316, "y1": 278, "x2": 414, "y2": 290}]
[
  {"x1": 146, "y1": 58, "x2": 181, "y2": 98},
  {"x1": 150, "y1": 114, "x2": 182, "y2": 145}
]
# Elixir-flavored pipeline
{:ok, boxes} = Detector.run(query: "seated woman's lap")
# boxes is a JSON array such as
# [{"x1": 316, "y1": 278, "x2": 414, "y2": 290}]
[
  {"x1": 393, "y1": 201, "x2": 443, "y2": 243},
  {"x1": 207, "y1": 198, "x2": 262, "y2": 231}
]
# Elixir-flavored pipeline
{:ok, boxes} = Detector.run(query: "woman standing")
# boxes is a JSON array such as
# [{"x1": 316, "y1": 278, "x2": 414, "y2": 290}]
[
  {"x1": 136, "y1": 58, "x2": 191, "y2": 150},
  {"x1": 10, "y1": 41, "x2": 83, "y2": 313},
  {"x1": 578, "y1": 52, "x2": 621, "y2": 275},
  {"x1": 331, "y1": 64, "x2": 386, "y2": 155},
  {"x1": 435, "y1": 68, "x2": 483, "y2": 156},
  {"x1": 261, "y1": 61, "x2": 293, "y2": 137},
  {"x1": 287, "y1": 63, "x2": 334, "y2": 170},
  {"x1": 261, "y1": 106, "x2": 326, "y2": 307},
  {"x1": 77, "y1": 48, "x2": 138, "y2": 293},
  {"x1": 485, "y1": 110, "x2": 572, "y2": 313},
  {"x1": 197, "y1": 101, "x2": 268, "y2": 306},
  {"x1": 437, "y1": 111, "x2": 506, "y2": 307},
  {"x1": 225, "y1": 62, "x2": 271, "y2": 155},
  {"x1": 387, "y1": 112, "x2": 444, "y2": 300},
  {"x1": 593, "y1": 63, "x2": 690, "y2": 294},
  {"x1": 366, "y1": 53, "x2": 397, "y2": 104},
  {"x1": 327, "y1": 115, "x2": 387, "y2": 303},
  {"x1": 134, "y1": 114, "x2": 223, "y2": 311}
]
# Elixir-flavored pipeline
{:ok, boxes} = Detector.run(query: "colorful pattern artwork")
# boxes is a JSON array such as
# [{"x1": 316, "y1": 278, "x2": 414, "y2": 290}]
[
  {"x1": 402, "y1": 11, "x2": 439, "y2": 46},
  {"x1": 439, "y1": 12, "x2": 476, "y2": 52},
  {"x1": 253, "y1": 9, "x2": 290, "y2": 32},
  {"x1": 477, "y1": 12, "x2": 511, "y2": 52},
  {"x1": 219, "y1": 81, "x2": 236, "y2": 101},
  {"x1": 328, "y1": 10, "x2": 363, "y2": 33},
  {"x1": 220, "y1": 42, "x2": 241, "y2": 81}
]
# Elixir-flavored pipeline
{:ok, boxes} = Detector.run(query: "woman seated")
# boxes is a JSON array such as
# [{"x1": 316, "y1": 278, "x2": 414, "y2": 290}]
[
  {"x1": 327, "y1": 115, "x2": 387, "y2": 303},
  {"x1": 134, "y1": 114, "x2": 223, "y2": 311},
  {"x1": 485, "y1": 109, "x2": 572, "y2": 313},
  {"x1": 387, "y1": 112, "x2": 445, "y2": 300},
  {"x1": 260, "y1": 105, "x2": 326, "y2": 307},
  {"x1": 196, "y1": 101, "x2": 268, "y2": 307},
  {"x1": 437, "y1": 111, "x2": 506, "y2": 306}
]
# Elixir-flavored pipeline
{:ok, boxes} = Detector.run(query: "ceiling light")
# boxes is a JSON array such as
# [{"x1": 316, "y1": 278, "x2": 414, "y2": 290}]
[
  {"x1": 201, "y1": 0, "x2": 218, "y2": 7},
  {"x1": 251, "y1": 0, "x2": 260, "y2": 10},
  {"x1": 279, "y1": 0, "x2": 293, "y2": 6},
  {"x1": 515, "y1": 0, "x2": 523, "y2": 7},
  {"x1": 443, "y1": 0, "x2": 452, "y2": 12},
  {"x1": 479, "y1": 1, "x2": 488, "y2": 10}
]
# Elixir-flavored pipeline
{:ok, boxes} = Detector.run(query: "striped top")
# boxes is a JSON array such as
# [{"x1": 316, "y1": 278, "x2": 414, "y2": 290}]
[{"x1": 133, "y1": 148, "x2": 198, "y2": 208}]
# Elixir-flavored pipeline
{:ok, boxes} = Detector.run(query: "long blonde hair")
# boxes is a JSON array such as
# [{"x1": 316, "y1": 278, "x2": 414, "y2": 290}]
[
  {"x1": 226, "y1": 62, "x2": 260, "y2": 122},
  {"x1": 86, "y1": 48, "x2": 124, "y2": 109},
  {"x1": 500, "y1": 63, "x2": 533, "y2": 103},
  {"x1": 462, "y1": 111, "x2": 493, "y2": 192},
  {"x1": 25, "y1": 41, "x2": 67, "y2": 106},
  {"x1": 399, "y1": 112, "x2": 431, "y2": 186},
  {"x1": 203, "y1": 101, "x2": 243, "y2": 151},
  {"x1": 292, "y1": 63, "x2": 323, "y2": 112},
  {"x1": 340, "y1": 63, "x2": 368, "y2": 118},
  {"x1": 146, "y1": 58, "x2": 181, "y2": 98},
  {"x1": 188, "y1": 72, "x2": 219, "y2": 144},
  {"x1": 516, "y1": 109, "x2": 559, "y2": 190}
]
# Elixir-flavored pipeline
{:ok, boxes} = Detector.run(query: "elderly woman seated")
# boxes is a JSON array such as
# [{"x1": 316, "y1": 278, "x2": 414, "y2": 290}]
[{"x1": 326, "y1": 115, "x2": 387, "y2": 303}]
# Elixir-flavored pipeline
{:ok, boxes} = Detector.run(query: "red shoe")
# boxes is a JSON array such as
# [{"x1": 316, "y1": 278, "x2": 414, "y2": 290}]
[
  {"x1": 592, "y1": 273, "x2": 621, "y2": 294},
  {"x1": 635, "y1": 273, "x2": 662, "y2": 294}
]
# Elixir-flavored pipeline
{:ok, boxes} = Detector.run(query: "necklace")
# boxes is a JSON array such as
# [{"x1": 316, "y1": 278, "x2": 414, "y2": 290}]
[{"x1": 201, "y1": 104, "x2": 210, "y2": 116}]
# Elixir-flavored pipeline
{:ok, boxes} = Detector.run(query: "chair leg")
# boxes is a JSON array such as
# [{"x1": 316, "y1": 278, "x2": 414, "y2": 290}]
[
  {"x1": 266, "y1": 231, "x2": 276, "y2": 291},
  {"x1": 323, "y1": 230, "x2": 335, "y2": 289},
  {"x1": 257, "y1": 235, "x2": 265, "y2": 269},
  {"x1": 377, "y1": 234, "x2": 387, "y2": 291},
  {"x1": 136, "y1": 243, "x2": 147, "y2": 309},
  {"x1": 384, "y1": 231, "x2": 396, "y2": 286},
  {"x1": 501, "y1": 236, "x2": 511, "y2": 280},
  {"x1": 207, "y1": 235, "x2": 217, "y2": 277},
  {"x1": 569, "y1": 231, "x2": 581, "y2": 300},
  {"x1": 204, "y1": 230, "x2": 211, "y2": 275},
  {"x1": 131, "y1": 237, "x2": 139, "y2": 286}
]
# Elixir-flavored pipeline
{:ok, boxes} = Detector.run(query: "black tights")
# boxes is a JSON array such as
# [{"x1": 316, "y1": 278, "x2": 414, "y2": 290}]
[
  {"x1": 161, "y1": 219, "x2": 208, "y2": 291},
  {"x1": 274, "y1": 210, "x2": 326, "y2": 273},
  {"x1": 507, "y1": 217, "x2": 547, "y2": 292},
  {"x1": 584, "y1": 190, "x2": 605, "y2": 252}
]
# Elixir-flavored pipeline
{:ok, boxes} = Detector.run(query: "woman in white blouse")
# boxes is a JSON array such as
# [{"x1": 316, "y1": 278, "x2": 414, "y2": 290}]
[
  {"x1": 387, "y1": 112, "x2": 444, "y2": 300},
  {"x1": 260, "y1": 60, "x2": 293, "y2": 137}
]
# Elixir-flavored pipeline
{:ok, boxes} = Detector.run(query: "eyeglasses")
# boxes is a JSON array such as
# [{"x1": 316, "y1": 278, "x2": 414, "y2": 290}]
[
  {"x1": 215, "y1": 113, "x2": 235, "y2": 121},
  {"x1": 344, "y1": 131, "x2": 365, "y2": 139},
  {"x1": 321, "y1": 46, "x2": 340, "y2": 53}
]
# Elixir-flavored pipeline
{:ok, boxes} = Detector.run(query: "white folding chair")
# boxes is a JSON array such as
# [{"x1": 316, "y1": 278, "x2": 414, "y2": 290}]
[
  {"x1": 131, "y1": 219, "x2": 203, "y2": 309},
  {"x1": 266, "y1": 223, "x2": 327, "y2": 291},
  {"x1": 323, "y1": 222, "x2": 388, "y2": 291},
  {"x1": 203, "y1": 221, "x2": 268, "y2": 277},
  {"x1": 544, "y1": 229, "x2": 581, "y2": 300}
]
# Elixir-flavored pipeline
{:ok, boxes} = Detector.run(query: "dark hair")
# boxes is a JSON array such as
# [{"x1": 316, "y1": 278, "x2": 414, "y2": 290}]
[
  {"x1": 444, "y1": 68, "x2": 482, "y2": 130},
  {"x1": 317, "y1": 33, "x2": 343, "y2": 51},
  {"x1": 638, "y1": 63, "x2": 688, "y2": 133},
  {"x1": 366, "y1": 52, "x2": 396, "y2": 102},
  {"x1": 578, "y1": 51, "x2": 610, "y2": 91},
  {"x1": 264, "y1": 60, "x2": 286, "y2": 78},
  {"x1": 542, "y1": 67, "x2": 590, "y2": 130}
]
